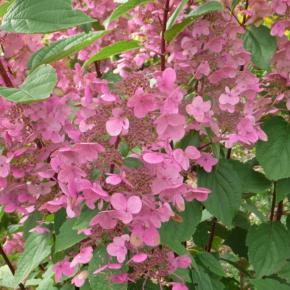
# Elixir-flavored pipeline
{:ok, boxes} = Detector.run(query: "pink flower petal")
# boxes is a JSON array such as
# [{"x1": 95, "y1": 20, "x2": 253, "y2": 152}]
[
  {"x1": 131, "y1": 253, "x2": 148, "y2": 263},
  {"x1": 127, "y1": 196, "x2": 142, "y2": 214},
  {"x1": 143, "y1": 152, "x2": 164, "y2": 164}
]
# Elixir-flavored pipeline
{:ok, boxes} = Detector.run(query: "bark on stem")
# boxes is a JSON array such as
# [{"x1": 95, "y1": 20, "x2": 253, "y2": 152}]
[
  {"x1": 0, "y1": 59, "x2": 13, "y2": 87},
  {"x1": 160, "y1": 0, "x2": 170, "y2": 71}
]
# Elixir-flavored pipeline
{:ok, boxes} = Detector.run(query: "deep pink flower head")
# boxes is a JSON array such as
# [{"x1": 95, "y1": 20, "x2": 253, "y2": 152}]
[
  {"x1": 127, "y1": 87, "x2": 156, "y2": 118},
  {"x1": 186, "y1": 96, "x2": 211, "y2": 123},
  {"x1": 53, "y1": 260, "x2": 75, "y2": 282},
  {"x1": 106, "y1": 108, "x2": 129, "y2": 136},
  {"x1": 70, "y1": 246, "x2": 93, "y2": 267},
  {"x1": 107, "y1": 234, "x2": 129, "y2": 263},
  {"x1": 111, "y1": 193, "x2": 142, "y2": 224}
]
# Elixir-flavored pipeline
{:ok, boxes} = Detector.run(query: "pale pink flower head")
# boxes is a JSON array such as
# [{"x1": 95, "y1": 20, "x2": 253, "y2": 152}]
[
  {"x1": 157, "y1": 68, "x2": 176, "y2": 93},
  {"x1": 107, "y1": 234, "x2": 129, "y2": 263},
  {"x1": 53, "y1": 260, "x2": 75, "y2": 282},
  {"x1": 72, "y1": 270, "x2": 88, "y2": 288},
  {"x1": 0, "y1": 156, "x2": 10, "y2": 178},
  {"x1": 186, "y1": 96, "x2": 211, "y2": 123},
  {"x1": 70, "y1": 246, "x2": 93, "y2": 267},
  {"x1": 106, "y1": 108, "x2": 129, "y2": 136},
  {"x1": 127, "y1": 87, "x2": 156, "y2": 118},
  {"x1": 196, "y1": 153, "x2": 218, "y2": 173},
  {"x1": 219, "y1": 87, "x2": 240, "y2": 113},
  {"x1": 111, "y1": 193, "x2": 142, "y2": 224}
]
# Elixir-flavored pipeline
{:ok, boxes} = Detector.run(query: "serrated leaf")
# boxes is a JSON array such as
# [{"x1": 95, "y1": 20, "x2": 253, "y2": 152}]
[
  {"x1": 246, "y1": 222, "x2": 290, "y2": 278},
  {"x1": 165, "y1": 1, "x2": 223, "y2": 42},
  {"x1": 83, "y1": 40, "x2": 141, "y2": 67},
  {"x1": 192, "y1": 265, "x2": 214, "y2": 290},
  {"x1": 55, "y1": 218, "x2": 86, "y2": 253},
  {"x1": 0, "y1": 64, "x2": 57, "y2": 103},
  {"x1": 29, "y1": 31, "x2": 109, "y2": 70},
  {"x1": 1, "y1": 0, "x2": 94, "y2": 33},
  {"x1": 243, "y1": 25, "x2": 277, "y2": 69},
  {"x1": 253, "y1": 278, "x2": 290, "y2": 290},
  {"x1": 160, "y1": 201, "x2": 201, "y2": 254},
  {"x1": 123, "y1": 157, "x2": 144, "y2": 168},
  {"x1": 256, "y1": 117, "x2": 290, "y2": 180},
  {"x1": 104, "y1": 0, "x2": 152, "y2": 28},
  {"x1": 229, "y1": 160, "x2": 271, "y2": 193},
  {"x1": 23, "y1": 212, "x2": 42, "y2": 240},
  {"x1": 196, "y1": 252, "x2": 225, "y2": 277},
  {"x1": 198, "y1": 159, "x2": 243, "y2": 225},
  {"x1": 88, "y1": 246, "x2": 127, "y2": 290},
  {"x1": 14, "y1": 233, "x2": 51, "y2": 284}
]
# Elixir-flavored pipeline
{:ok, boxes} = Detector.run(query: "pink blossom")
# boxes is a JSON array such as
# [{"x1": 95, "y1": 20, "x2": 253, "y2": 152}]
[
  {"x1": 72, "y1": 271, "x2": 88, "y2": 288},
  {"x1": 53, "y1": 261, "x2": 75, "y2": 282},
  {"x1": 131, "y1": 253, "x2": 148, "y2": 263},
  {"x1": 196, "y1": 153, "x2": 218, "y2": 173},
  {"x1": 127, "y1": 87, "x2": 156, "y2": 118},
  {"x1": 106, "y1": 108, "x2": 129, "y2": 136},
  {"x1": 172, "y1": 282, "x2": 188, "y2": 290},
  {"x1": 0, "y1": 156, "x2": 10, "y2": 178},
  {"x1": 107, "y1": 234, "x2": 129, "y2": 263},
  {"x1": 143, "y1": 152, "x2": 164, "y2": 164},
  {"x1": 186, "y1": 96, "x2": 211, "y2": 123},
  {"x1": 111, "y1": 193, "x2": 142, "y2": 224},
  {"x1": 157, "y1": 68, "x2": 176, "y2": 93},
  {"x1": 219, "y1": 87, "x2": 240, "y2": 113},
  {"x1": 70, "y1": 246, "x2": 93, "y2": 267}
]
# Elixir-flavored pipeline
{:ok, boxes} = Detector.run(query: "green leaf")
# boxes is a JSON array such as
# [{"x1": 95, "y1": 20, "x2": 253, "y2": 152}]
[
  {"x1": 83, "y1": 40, "x2": 141, "y2": 68},
  {"x1": 23, "y1": 212, "x2": 42, "y2": 240},
  {"x1": 165, "y1": 1, "x2": 223, "y2": 42},
  {"x1": 14, "y1": 233, "x2": 51, "y2": 284},
  {"x1": 73, "y1": 207, "x2": 99, "y2": 230},
  {"x1": 128, "y1": 280, "x2": 161, "y2": 290},
  {"x1": 123, "y1": 157, "x2": 144, "y2": 168},
  {"x1": 160, "y1": 201, "x2": 202, "y2": 254},
  {"x1": 198, "y1": 159, "x2": 243, "y2": 225},
  {"x1": 196, "y1": 252, "x2": 225, "y2": 277},
  {"x1": 246, "y1": 222, "x2": 290, "y2": 277},
  {"x1": 0, "y1": 64, "x2": 57, "y2": 103},
  {"x1": 276, "y1": 178, "x2": 290, "y2": 202},
  {"x1": 0, "y1": 0, "x2": 14, "y2": 17},
  {"x1": 118, "y1": 139, "x2": 130, "y2": 157},
  {"x1": 229, "y1": 160, "x2": 271, "y2": 193},
  {"x1": 60, "y1": 285, "x2": 75, "y2": 290},
  {"x1": 1, "y1": 0, "x2": 94, "y2": 33},
  {"x1": 175, "y1": 130, "x2": 200, "y2": 149},
  {"x1": 278, "y1": 261, "x2": 290, "y2": 283},
  {"x1": 28, "y1": 31, "x2": 109, "y2": 70},
  {"x1": 88, "y1": 246, "x2": 127, "y2": 290},
  {"x1": 0, "y1": 265, "x2": 17, "y2": 289},
  {"x1": 256, "y1": 117, "x2": 290, "y2": 180},
  {"x1": 231, "y1": 0, "x2": 240, "y2": 10},
  {"x1": 192, "y1": 265, "x2": 214, "y2": 290},
  {"x1": 224, "y1": 227, "x2": 248, "y2": 258},
  {"x1": 253, "y1": 278, "x2": 290, "y2": 290},
  {"x1": 243, "y1": 25, "x2": 277, "y2": 70},
  {"x1": 104, "y1": 0, "x2": 152, "y2": 28},
  {"x1": 166, "y1": 0, "x2": 187, "y2": 30},
  {"x1": 55, "y1": 218, "x2": 86, "y2": 253}
]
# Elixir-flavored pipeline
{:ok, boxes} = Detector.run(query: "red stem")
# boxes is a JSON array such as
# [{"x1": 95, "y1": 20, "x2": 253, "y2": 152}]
[
  {"x1": 0, "y1": 59, "x2": 13, "y2": 87},
  {"x1": 160, "y1": 0, "x2": 170, "y2": 71}
]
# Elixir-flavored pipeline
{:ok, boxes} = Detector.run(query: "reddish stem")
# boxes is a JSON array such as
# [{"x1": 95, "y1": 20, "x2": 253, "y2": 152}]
[
  {"x1": 0, "y1": 59, "x2": 13, "y2": 87},
  {"x1": 160, "y1": 0, "x2": 170, "y2": 71}
]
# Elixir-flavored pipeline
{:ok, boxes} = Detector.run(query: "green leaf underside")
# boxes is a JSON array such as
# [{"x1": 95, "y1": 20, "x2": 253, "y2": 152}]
[
  {"x1": 14, "y1": 233, "x2": 51, "y2": 284},
  {"x1": 84, "y1": 40, "x2": 141, "y2": 67},
  {"x1": 246, "y1": 222, "x2": 290, "y2": 277},
  {"x1": 28, "y1": 31, "x2": 109, "y2": 70},
  {"x1": 0, "y1": 64, "x2": 57, "y2": 103},
  {"x1": 256, "y1": 116, "x2": 290, "y2": 180},
  {"x1": 1, "y1": 0, "x2": 94, "y2": 33},
  {"x1": 253, "y1": 278, "x2": 290, "y2": 290},
  {"x1": 104, "y1": 0, "x2": 153, "y2": 28},
  {"x1": 198, "y1": 159, "x2": 243, "y2": 225},
  {"x1": 243, "y1": 25, "x2": 277, "y2": 69}
]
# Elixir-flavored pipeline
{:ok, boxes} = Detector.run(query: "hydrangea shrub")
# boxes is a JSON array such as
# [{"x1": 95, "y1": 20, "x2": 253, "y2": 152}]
[{"x1": 0, "y1": 0, "x2": 289, "y2": 289}]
